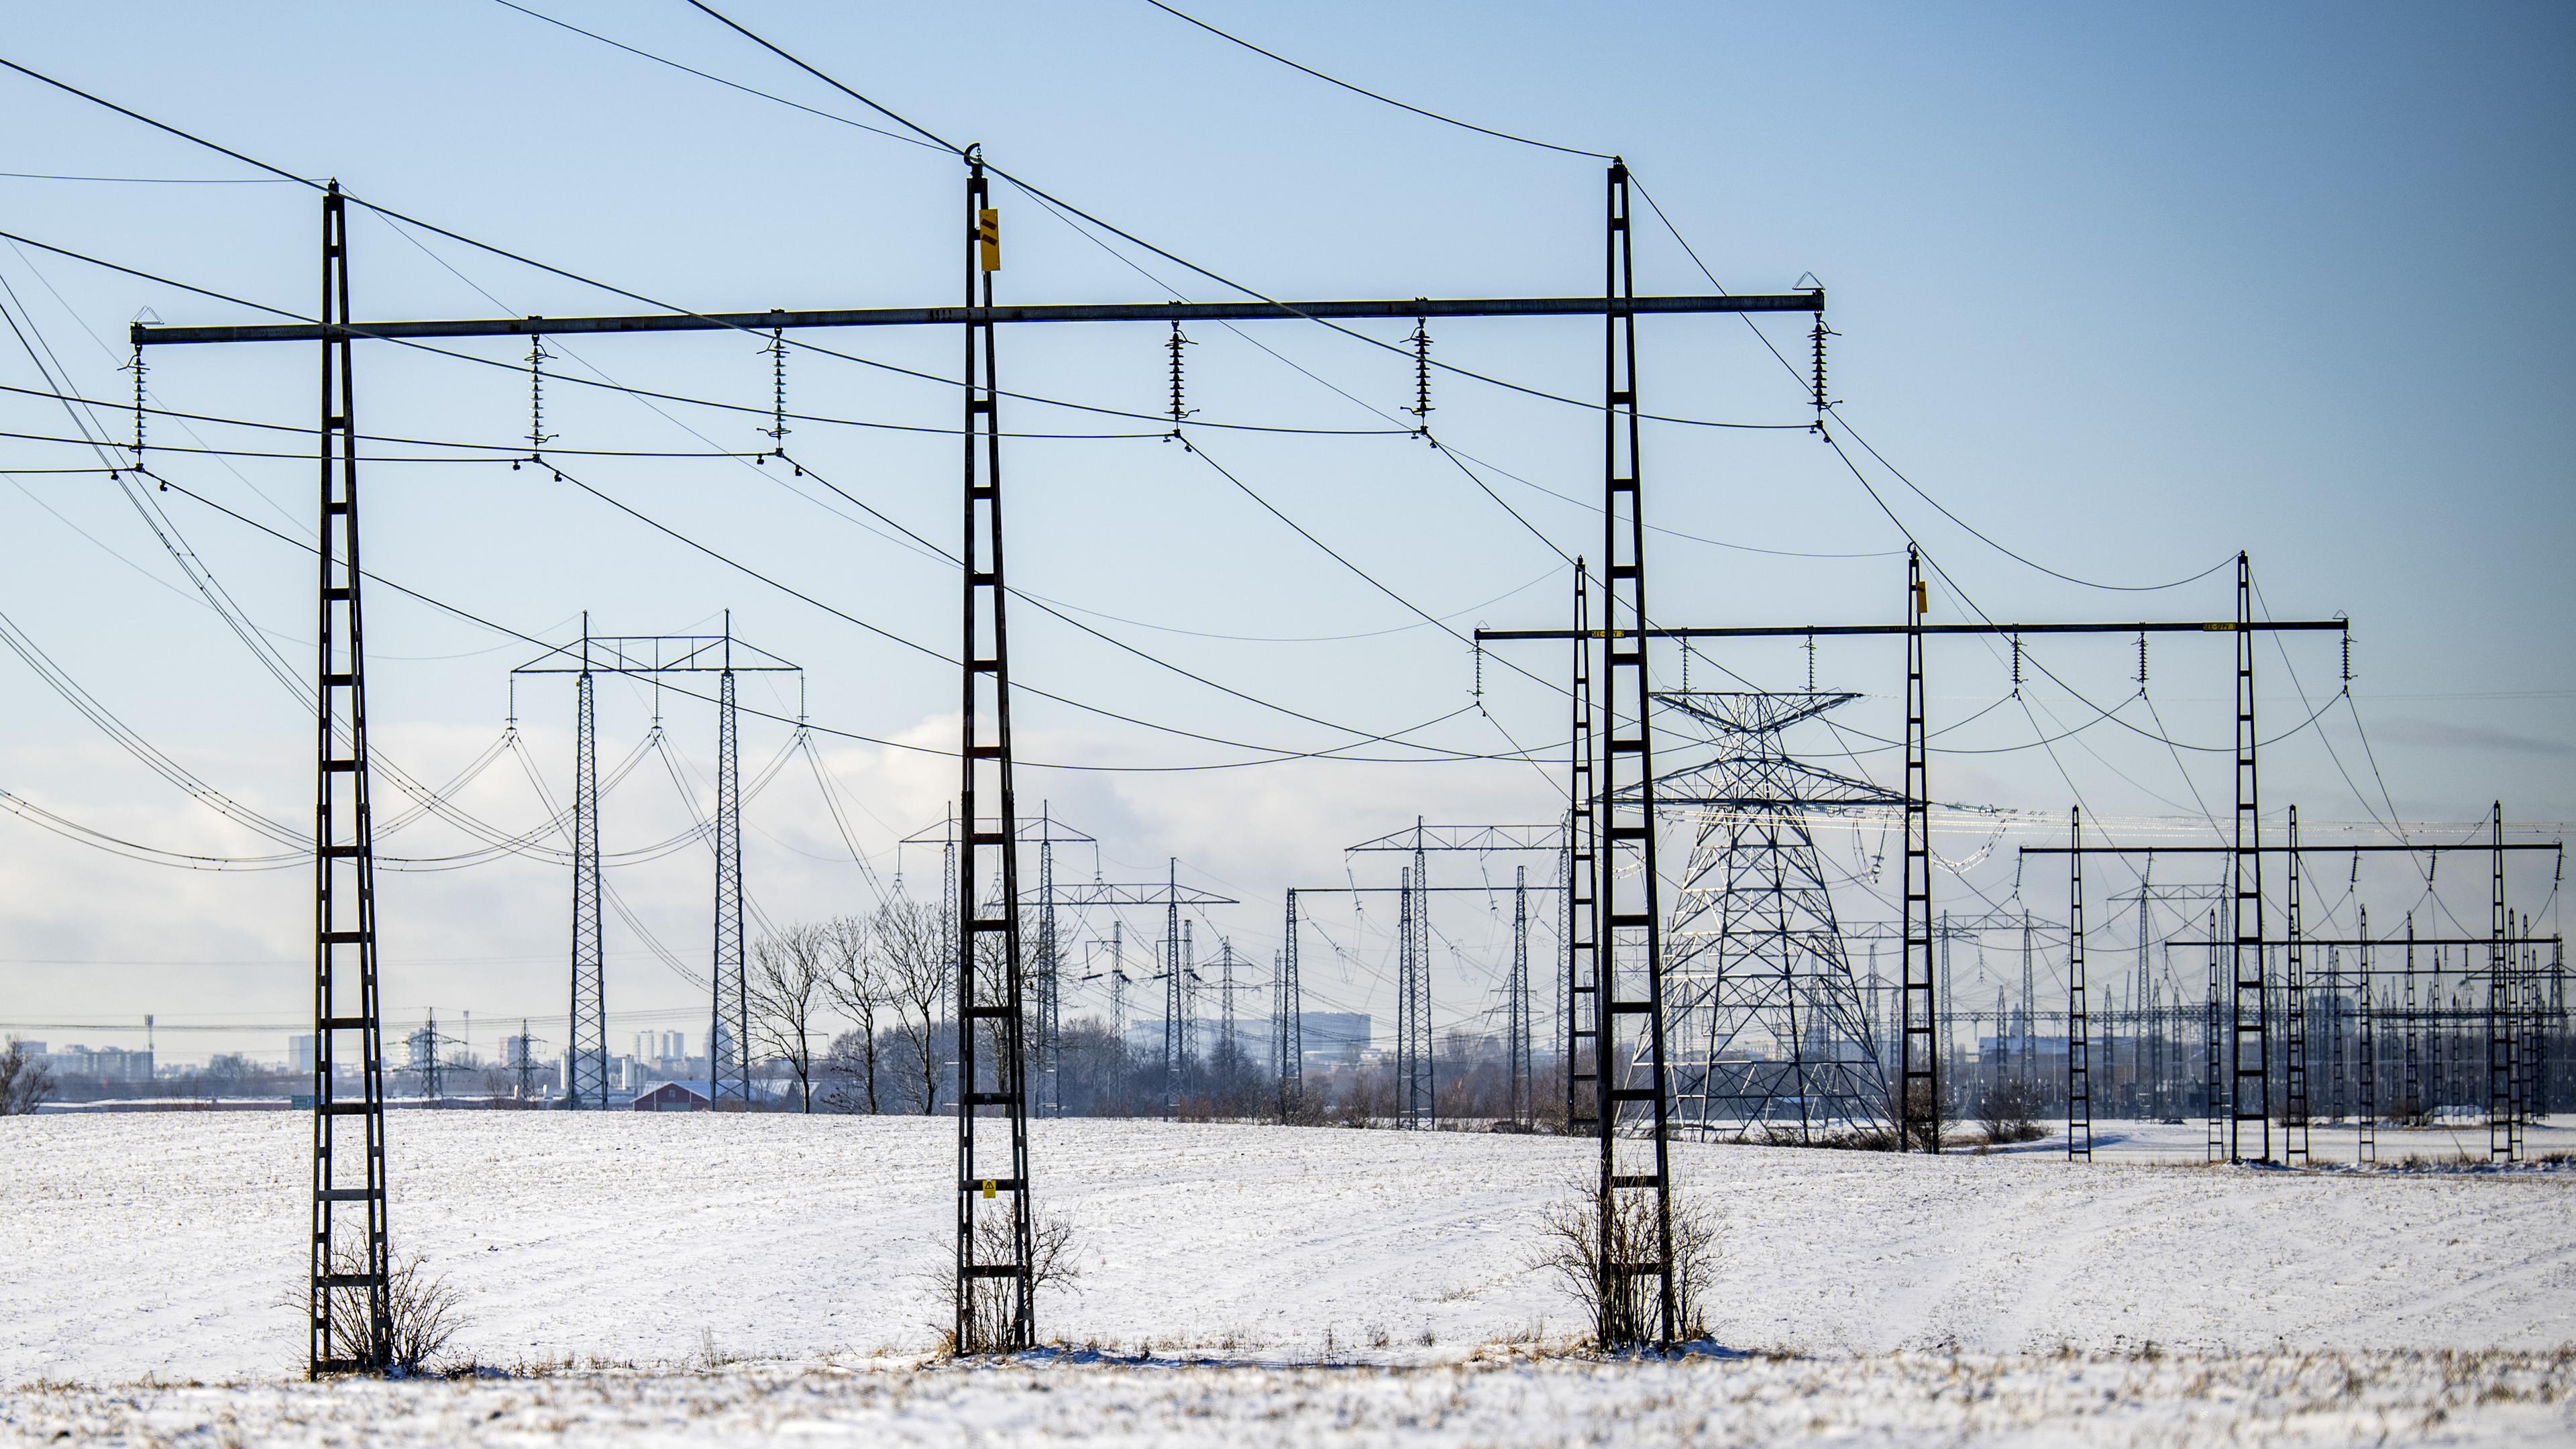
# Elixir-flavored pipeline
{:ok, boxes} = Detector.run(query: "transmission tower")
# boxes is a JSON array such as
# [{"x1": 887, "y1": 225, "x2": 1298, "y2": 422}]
[
  {"x1": 307, "y1": 181, "x2": 390, "y2": 1373},
  {"x1": 953, "y1": 152, "x2": 1034, "y2": 1352},
  {"x1": 1275, "y1": 890, "x2": 1303, "y2": 1111},
  {"x1": 511, "y1": 619, "x2": 798, "y2": 1110},
  {"x1": 1509, "y1": 865, "x2": 1533, "y2": 1126},
  {"x1": 1346, "y1": 822, "x2": 1562, "y2": 1132},
  {"x1": 1654, "y1": 690, "x2": 1896, "y2": 1142}
]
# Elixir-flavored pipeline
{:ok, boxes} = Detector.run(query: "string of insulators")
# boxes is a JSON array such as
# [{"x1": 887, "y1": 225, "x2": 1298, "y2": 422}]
[
  {"x1": 125, "y1": 343, "x2": 146, "y2": 456},
  {"x1": 526, "y1": 336, "x2": 555, "y2": 454},
  {"x1": 1406, "y1": 312, "x2": 1433, "y2": 427},
  {"x1": 1806, "y1": 633, "x2": 1817, "y2": 692},
  {"x1": 1809, "y1": 314, "x2": 1838, "y2": 418},
  {"x1": 2341, "y1": 633, "x2": 2352, "y2": 688},
  {"x1": 760, "y1": 327, "x2": 791, "y2": 455},
  {"x1": 1472, "y1": 639, "x2": 1484, "y2": 708},
  {"x1": 2135, "y1": 631, "x2": 2149, "y2": 687},
  {"x1": 2010, "y1": 634, "x2": 2022, "y2": 696},
  {"x1": 1166, "y1": 320, "x2": 1194, "y2": 433}
]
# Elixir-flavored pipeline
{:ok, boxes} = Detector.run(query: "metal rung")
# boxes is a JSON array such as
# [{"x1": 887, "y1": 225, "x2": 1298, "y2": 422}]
[
  {"x1": 311, "y1": 1357, "x2": 369, "y2": 1373},
  {"x1": 319, "y1": 930, "x2": 371, "y2": 945},
  {"x1": 963, "y1": 1006, "x2": 1016, "y2": 1020},
  {"x1": 323, "y1": 759, "x2": 360, "y2": 772},
  {"x1": 961, "y1": 1265, "x2": 1024, "y2": 1279},
  {"x1": 323, "y1": 500, "x2": 350, "y2": 516},
  {"x1": 959, "y1": 1177, "x2": 1026, "y2": 1192},
  {"x1": 317, "y1": 1016, "x2": 372, "y2": 1030},
  {"x1": 323, "y1": 672, "x2": 356, "y2": 688},
  {"x1": 970, "y1": 486, "x2": 997, "y2": 501},
  {"x1": 969, "y1": 745, "x2": 1003, "y2": 759},
  {"x1": 1606, "y1": 1262, "x2": 1666, "y2": 1278},
  {"x1": 969, "y1": 658, "x2": 1002, "y2": 673},
  {"x1": 313, "y1": 1273, "x2": 381, "y2": 1289},
  {"x1": 317, "y1": 1187, "x2": 378, "y2": 1202},
  {"x1": 321, "y1": 845, "x2": 362, "y2": 858},
  {"x1": 1607, "y1": 564, "x2": 1639, "y2": 580},
  {"x1": 321, "y1": 1102, "x2": 378, "y2": 1116},
  {"x1": 967, "y1": 398, "x2": 995, "y2": 413},
  {"x1": 324, "y1": 586, "x2": 353, "y2": 602},
  {"x1": 971, "y1": 830, "x2": 1008, "y2": 845},
  {"x1": 969, "y1": 571, "x2": 998, "y2": 586},
  {"x1": 1605, "y1": 825, "x2": 1648, "y2": 841},
  {"x1": 965, "y1": 1091, "x2": 1020, "y2": 1106},
  {"x1": 971, "y1": 917, "x2": 1015, "y2": 932},
  {"x1": 1607, "y1": 912, "x2": 1654, "y2": 926},
  {"x1": 1609, "y1": 390, "x2": 1634, "y2": 405}
]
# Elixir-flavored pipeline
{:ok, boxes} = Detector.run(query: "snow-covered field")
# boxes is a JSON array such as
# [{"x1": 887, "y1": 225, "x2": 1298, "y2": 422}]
[{"x1": 5, "y1": 1113, "x2": 2573, "y2": 1444}]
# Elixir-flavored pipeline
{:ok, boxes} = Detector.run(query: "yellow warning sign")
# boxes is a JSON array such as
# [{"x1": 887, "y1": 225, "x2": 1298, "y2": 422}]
[{"x1": 980, "y1": 1178, "x2": 998, "y2": 1199}]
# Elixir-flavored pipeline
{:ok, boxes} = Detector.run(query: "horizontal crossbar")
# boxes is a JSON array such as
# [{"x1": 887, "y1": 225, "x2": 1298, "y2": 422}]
[
  {"x1": 133, "y1": 292, "x2": 1823, "y2": 347},
  {"x1": 1477, "y1": 620, "x2": 2350, "y2": 643}
]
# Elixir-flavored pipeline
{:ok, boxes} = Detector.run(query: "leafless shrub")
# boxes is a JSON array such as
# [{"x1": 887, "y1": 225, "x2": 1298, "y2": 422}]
[
  {"x1": 1, "y1": 1037, "x2": 55, "y2": 1115},
  {"x1": 936, "y1": 1208, "x2": 1081, "y2": 1354},
  {"x1": 1977, "y1": 1079, "x2": 2047, "y2": 1145},
  {"x1": 1532, "y1": 1175, "x2": 1720, "y2": 1346},
  {"x1": 312, "y1": 1244, "x2": 466, "y2": 1375}
]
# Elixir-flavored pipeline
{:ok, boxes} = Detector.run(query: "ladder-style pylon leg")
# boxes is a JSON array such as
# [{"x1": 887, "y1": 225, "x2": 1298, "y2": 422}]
[
  {"x1": 2284, "y1": 805, "x2": 2308, "y2": 1165},
  {"x1": 1566, "y1": 560, "x2": 1601, "y2": 1136},
  {"x1": 1595, "y1": 159, "x2": 1676, "y2": 1347},
  {"x1": 2489, "y1": 802, "x2": 2512, "y2": 1162},
  {"x1": 1511, "y1": 867, "x2": 1532, "y2": 1127},
  {"x1": 955, "y1": 152, "x2": 1034, "y2": 1352},
  {"x1": 2229, "y1": 553, "x2": 2269, "y2": 1163},
  {"x1": 1277, "y1": 890, "x2": 1303, "y2": 1113},
  {"x1": 1900, "y1": 546, "x2": 1939, "y2": 1152},
  {"x1": 310, "y1": 180, "x2": 392, "y2": 1377},
  {"x1": 711, "y1": 661, "x2": 747, "y2": 1109},
  {"x1": 2068, "y1": 808, "x2": 2091, "y2": 1161}
]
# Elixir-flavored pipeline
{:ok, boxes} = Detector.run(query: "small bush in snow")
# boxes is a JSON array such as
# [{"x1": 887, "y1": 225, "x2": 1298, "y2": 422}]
[{"x1": 1532, "y1": 1176, "x2": 1719, "y2": 1347}]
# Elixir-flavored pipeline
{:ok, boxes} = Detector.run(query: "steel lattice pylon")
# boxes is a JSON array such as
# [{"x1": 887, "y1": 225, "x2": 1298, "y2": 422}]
[{"x1": 1655, "y1": 691, "x2": 1896, "y2": 1143}]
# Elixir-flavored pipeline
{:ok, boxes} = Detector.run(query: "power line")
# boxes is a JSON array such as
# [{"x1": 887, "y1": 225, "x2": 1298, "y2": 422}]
[{"x1": 1136, "y1": 0, "x2": 1613, "y2": 160}]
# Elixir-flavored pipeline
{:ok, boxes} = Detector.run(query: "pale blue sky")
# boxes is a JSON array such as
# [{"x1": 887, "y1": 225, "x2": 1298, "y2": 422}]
[{"x1": 1, "y1": 2, "x2": 2567, "y2": 1062}]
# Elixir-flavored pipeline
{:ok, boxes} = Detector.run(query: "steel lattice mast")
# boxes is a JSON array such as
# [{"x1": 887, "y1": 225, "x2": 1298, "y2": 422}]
[
  {"x1": 711, "y1": 631, "x2": 747, "y2": 1110},
  {"x1": 308, "y1": 180, "x2": 391, "y2": 1376},
  {"x1": 953, "y1": 152, "x2": 1034, "y2": 1350},
  {"x1": 567, "y1": 629, "x2": 606, "y2": 1110},
  {"x1": 1656, "y1": 692, "x2": 1896, "y2": 1142},
  {"x1": 1595, "y1": 159, "x2": 1676, "y2": 1346}
]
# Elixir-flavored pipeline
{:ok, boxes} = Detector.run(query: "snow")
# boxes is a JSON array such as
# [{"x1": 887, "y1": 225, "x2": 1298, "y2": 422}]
[{"x1": 3, "y1": 1112, "x2": 2573, "y2": 1444}]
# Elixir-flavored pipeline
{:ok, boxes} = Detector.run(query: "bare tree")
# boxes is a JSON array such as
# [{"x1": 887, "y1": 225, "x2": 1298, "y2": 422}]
[
  {"x1": 308, "y1": 1242, "x2": 466, "y2": 1375},
  {"x1": 1533, "y1": 1177, "x2": 1721, "y2": 1346},
  {"x1": 818, "y1": 913, "x2": 887, "y2": 1114},
  {"x1": 877, "y1": 893, "x2": 949, "y2": 1115},
  {"x1": 750, "y1": 922, "x2": 830, "y2": 1112},
  {"x1": 938, "y1": 1208, "x2": 1081, "y2": 1354},
  {"x1": 0, "y1": 1038, "x2": 54, "y2": 1116}
]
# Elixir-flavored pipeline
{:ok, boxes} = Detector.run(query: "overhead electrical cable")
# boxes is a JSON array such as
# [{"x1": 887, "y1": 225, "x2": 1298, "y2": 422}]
[{"x1": 1135, "y1": 0, "x2": 1613, "y2": 159}]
